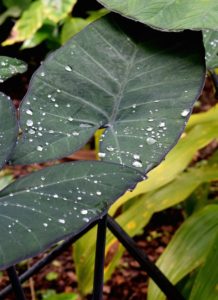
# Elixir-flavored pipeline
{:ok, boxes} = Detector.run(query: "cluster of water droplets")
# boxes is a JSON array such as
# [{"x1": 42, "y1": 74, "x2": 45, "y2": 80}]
[
  {"x1": 0, "y1": 161, "x2": 140, "y2": 240},
  {"x1": 0, "y1": 58, "x2": 26, "y2": 83},
  {"x1": 204, "y1": 30, "x2": 218, "y2": 63}
]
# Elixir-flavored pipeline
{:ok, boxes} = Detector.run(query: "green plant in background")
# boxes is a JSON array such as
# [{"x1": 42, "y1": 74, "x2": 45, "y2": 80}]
[
  {"x1": 0, "y1": 1, "x2": 217, "y2": 299},
  {"x1": 0, "y1": 0, "x2": 107, "y2": 49}
]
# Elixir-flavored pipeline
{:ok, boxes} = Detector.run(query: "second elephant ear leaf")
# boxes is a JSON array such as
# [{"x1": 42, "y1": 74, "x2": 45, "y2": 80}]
[
  {"x1": 13, "y1": 14, "x2": 205, "y2": 174},
  {"x1": 203, "y1": 30, "x2": 218, "y2": 69},
  {"x1": 0, "y1": 93, "x2": 18, "y2": 169},
  {"x1": 97, "y1": 0, "x2": 218, "y2": 31}
]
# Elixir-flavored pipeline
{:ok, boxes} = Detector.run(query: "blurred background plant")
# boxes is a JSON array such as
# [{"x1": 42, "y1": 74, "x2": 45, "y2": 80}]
[{"x1": 0, "y1": 0, "x2": 107, "y2": 50}]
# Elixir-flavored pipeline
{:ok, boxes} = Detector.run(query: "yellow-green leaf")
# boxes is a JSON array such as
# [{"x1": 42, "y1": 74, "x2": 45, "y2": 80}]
[
  {"x1": 2, "y1": 1, "x2": 44, "y2": 46},
  {"x1": 42, "y1": 0, "x2": 77, "y2": 23}
]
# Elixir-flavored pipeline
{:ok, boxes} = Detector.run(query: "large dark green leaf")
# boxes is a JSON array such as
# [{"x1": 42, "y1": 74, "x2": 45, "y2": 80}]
[
  {"x1": 0, "y1": 56, "x2": 27, "y2": 82},
  {"x1": 97, "y1": 0, "x2": 218, "y2": 31},
  {"x1": 0, "y1": 161, "x2": 143, "y2": 270},
  {"x1": 203, "y1": 30, "x2": 218, "y2": 69},
  {"x1": 13, "y1": 14, "x2": 205, "y2": 174},
  {"x1": 0, "y1": 93, "x2": 18, "y2": 169}
]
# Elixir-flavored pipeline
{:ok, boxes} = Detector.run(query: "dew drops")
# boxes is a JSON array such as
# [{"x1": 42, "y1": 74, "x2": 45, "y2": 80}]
[
  {"x1": 28, "y1": 129, "x2": 35, "y2": 135},
  {"x1": 36, "y1": 146, "x2": 43, "y2": 151},
  {"x1": 133, "y1": 154, "x2": 140, "y2": 160},
  {"x1": 65, "y1": 65, "x2": 72, "y2": 72},
  {"x1": 58, "y1": 219, "x2": 65, "y2": 224},
  {"x1": 79, "y1": 123, "x2": 92, "y2": 128},
  {"x1": 159, "y1": 122, "x2": 165, "y2": 128},
  {"x1": 81, "y1": 209, "x2": 88, "y2": 215},
  {"x1": 83, "y1": 218, "x2": 89, "y2": 223},
  {"x1": 132, "y1": 160, "x2": 143, "y2": 168},
  {"x1": 72, "y1": 131, "x2": 79, "y2": 136},
  {"x1": 26, "y1": 109, "x2": 33, "y2": 116},
  {"x1": 146, "y1": 137, "x2": 157, "y2": 145},
  {"x1": 98, "y1": 152, "x2": 106, "y2": 158},
  {"x1": 181, "y1": 109, "x2": 190, "y2": 117},
  {"x1": 26, "y1": 119, "x2": 33, "y2": 127},
  {"x1": 106, "y1": 146, "x2": 114, "y2": 152},
  {"x1": 96, "y1": 191, "x2": 102, "y2": 196}
]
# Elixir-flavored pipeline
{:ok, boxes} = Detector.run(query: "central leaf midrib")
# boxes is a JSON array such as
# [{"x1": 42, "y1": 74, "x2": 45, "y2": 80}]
[{"x1": 109, "y1": 46, "x2": 138, "y2": 124}]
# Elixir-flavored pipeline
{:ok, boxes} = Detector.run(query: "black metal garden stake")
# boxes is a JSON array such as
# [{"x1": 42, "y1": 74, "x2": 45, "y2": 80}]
[
  {"x1": 6, "y1": 266, "x2": 26, "y2": 300},
  {"x1": 107, "y1": 216, "x2": 185, "y2": 300},
  {"x1": 92, "y1": 214, "x2": 108, "y2": 300},
  {"x1": 1, "y1": 215, "x2": 185, "y2": 300}
]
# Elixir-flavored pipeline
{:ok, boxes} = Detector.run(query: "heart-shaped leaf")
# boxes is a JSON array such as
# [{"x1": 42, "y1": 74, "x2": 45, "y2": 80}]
[
  {"x1": 0, "y1": 161, "x2": 143, "y2": 270},
  {"x1": 97, "y1": 0, "x2": 218, "y2": 31},
  {"x1": 13, "y1": 14, "x2": 205, "y2": 174},
  {"x1": 203, "y1": 30, "x2": 218, "y2": 69},
  {"x1": 0, "y1": 56, "x2": 27, "y2": 82},
  {"x1": 0, "y1": 93, "x2": 18, "y2": 169}
]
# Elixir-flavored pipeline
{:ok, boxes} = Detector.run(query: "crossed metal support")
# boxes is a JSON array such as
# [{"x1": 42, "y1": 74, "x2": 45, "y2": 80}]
[{"x1": 0, "y1": 214, "x2": 184, "y2": 300}]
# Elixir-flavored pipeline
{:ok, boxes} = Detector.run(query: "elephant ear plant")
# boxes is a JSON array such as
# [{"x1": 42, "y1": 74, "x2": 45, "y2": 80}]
[
  {"x1": 0, "y1": 56, "x2": 27, "y2": 168},
  {"x1": 0, "y1": 13, "x2": 205, "y2": 296}
]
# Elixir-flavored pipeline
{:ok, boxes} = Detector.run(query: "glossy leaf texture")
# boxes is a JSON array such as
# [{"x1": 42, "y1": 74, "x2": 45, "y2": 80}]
[
  {"x1": 13, "y1": 14, "x2": 205, "y2": 174},
  {"x1": 0, "y1": 93, "x2": 18, "y2": 169},
  {"x1": 147, "y1": 205, "x2": 218, "y2": 300},
  {"x1": 203, "y1": 30, "x2": 218, "y2": 69},
  {"x1": 189, "y1": 233, "x2": 218, "y2": 300},
  {"x1": 97, "y1": 0, "x2": 218, "y2": 31},
  {"x1": 0, "y1": 56, "x2": 27, "y2": 82},
  {"x1": 0, "y1": 161, "x2": 143, "y2": 270}
]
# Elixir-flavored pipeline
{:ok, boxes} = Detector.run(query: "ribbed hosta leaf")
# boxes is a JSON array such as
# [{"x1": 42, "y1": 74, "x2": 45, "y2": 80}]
[
  {"x1": 13, "y1": 14, "x2": 205, "y2": 173},
  {"x1": 203, "y1": 30, "x2": 218, "y2": 69},
  {"x1": 97, "y1": 0, "x2": 218, "y2": 31},
  {"x1": 0, "y1": 56, "x2": 27, "y2": 82},
  {"x1": 0, "y1": 161, "x2": 143, "y2": 270},
  {"x1": 0, "y1": 93, "x2": 18, "y2": 169}
]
